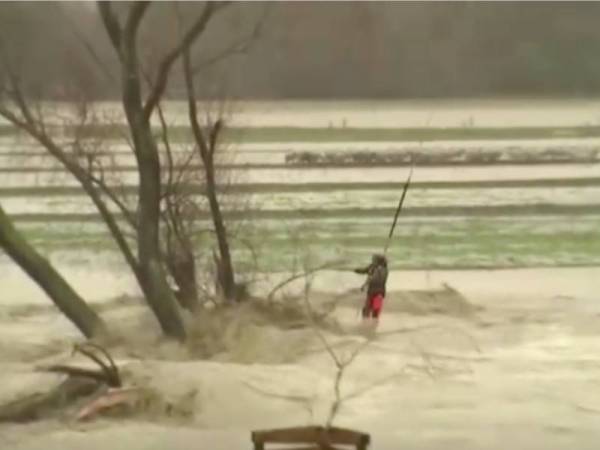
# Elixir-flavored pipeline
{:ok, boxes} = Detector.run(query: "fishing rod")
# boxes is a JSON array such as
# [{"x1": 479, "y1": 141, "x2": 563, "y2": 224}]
[{"x1": 384, "y1": 163, "x2": 414, "y2": 255}]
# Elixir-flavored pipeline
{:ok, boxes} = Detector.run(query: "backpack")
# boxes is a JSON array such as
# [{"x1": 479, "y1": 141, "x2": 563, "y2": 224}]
[{"x1": 368, "y1": 263, "x2": 388, "y2": 294}]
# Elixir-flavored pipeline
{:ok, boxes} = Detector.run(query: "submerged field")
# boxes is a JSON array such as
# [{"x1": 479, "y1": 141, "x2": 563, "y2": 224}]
[
  {"x1": 1, "y1": 101, "x2": 599, "y2": 274},
  {"x1": 2, "y1": 100, "x2": 600, "y2": 450}
]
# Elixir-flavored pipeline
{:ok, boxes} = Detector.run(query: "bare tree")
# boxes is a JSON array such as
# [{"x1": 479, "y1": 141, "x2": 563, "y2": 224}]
[
  {"x1": 0, "y1": 53, "x2": 124, "y2": 340},
  {"x1": 0, "y1": 1, "x2": 265, "y2": 339},
  {"x1": 99, "y1": 0, "x2": 265, "y2": 308},
  {"x1": 154, "y1": 99, "x2": 202, "y2": 311},
  {"x1": 181, "y1": 53, "x2": 237, "y2": 303},
  {"x1": 0, "y1": 42, "x2": 187, "y2": 339},
  {"x1": 97, "y1": 1, "x2": 206, "y2": 340}
]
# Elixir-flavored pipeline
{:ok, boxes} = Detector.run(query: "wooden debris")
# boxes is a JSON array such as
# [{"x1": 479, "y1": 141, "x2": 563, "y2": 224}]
[
  {"x1": 251, "y1": 425, "x2": 370, "y2": 450},
  {"x1": 0, "y1": 376, "x2": 99, "y2": 423},
  {"x1": 0, "y1": 342, "x2": 124, "y2": 422},
  {"x1": 75, "y1": 387, "x2": 140, "y2": 421}
]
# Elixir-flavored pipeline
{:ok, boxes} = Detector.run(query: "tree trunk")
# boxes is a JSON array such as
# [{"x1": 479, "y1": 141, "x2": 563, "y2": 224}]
[
  {"x1": 0, "y1": 205, "x2": 106, "y2": 339},
  {"x1": 133, "y1": 125, "x2": 187, "y2": 340},
  {"x1": 205, "y1": 161, "x2": 236, "y2": 302},
  {"x1": 170, "y1": 262, "x2": 199, "y2": 312},
  {"x1": 116, "y1": 22, "x2": 187, "y2": 341},
  {"x1": 165, "y1": 233, "x2": 199, "y2": 312},
  {"x1": 182, "y1": 47, "x2": 236, "y2": 303}
]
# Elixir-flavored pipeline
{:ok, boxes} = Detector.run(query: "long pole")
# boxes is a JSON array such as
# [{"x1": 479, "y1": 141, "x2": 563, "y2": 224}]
[{"x1": 384, "y1": 164, "x2": 414, "y2": 255}]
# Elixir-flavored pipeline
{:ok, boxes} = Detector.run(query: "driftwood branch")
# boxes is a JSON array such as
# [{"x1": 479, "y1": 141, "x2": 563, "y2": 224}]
[
  {"x1": 73, "y1": 343, "x2": 122, "y2": 388},
  {"x1": 41, "y1": 365, "x2": 112, "y2": 385},
  {"x1": 0, "y1": 343, "x2": 124, "y2": 423},
  {"x1": 0, "y1": 377, "x2": 99, "y2": 423}
]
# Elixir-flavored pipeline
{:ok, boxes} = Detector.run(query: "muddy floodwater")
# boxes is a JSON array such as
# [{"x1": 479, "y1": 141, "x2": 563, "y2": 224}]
[
  {"x1": 1, "y1": 267, "x2": 599, "y2": 450},
  {"x1": 1, "y1": 99, "x2": 599, "y2": 449}
]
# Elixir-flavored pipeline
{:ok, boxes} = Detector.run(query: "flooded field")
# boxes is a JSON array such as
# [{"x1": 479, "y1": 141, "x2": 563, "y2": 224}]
[
  {"x1": 1, "y1": 100, "x2": 599, "y2": 450},
  {"x1": 4, "y1": 98, "x2": 600, "y2": 128},
  {"x1": 2, "y1": 267, "x2": 599, "y2": 450},
  {"x1": 1, "y1": 100, "x2": 600, "y2": 274}
]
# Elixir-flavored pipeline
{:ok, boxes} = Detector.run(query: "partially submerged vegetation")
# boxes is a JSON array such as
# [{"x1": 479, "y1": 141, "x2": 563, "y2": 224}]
[
  {"x1": 285, "y1": 146, "x2": 600, "y2": 166},
  {"x1": 0, "y1": 1, "x2": 255, "y2": 340}
]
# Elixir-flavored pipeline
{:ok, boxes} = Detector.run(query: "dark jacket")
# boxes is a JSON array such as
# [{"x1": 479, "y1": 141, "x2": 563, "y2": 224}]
[{"x1": 355, "y1": 261, "x2": 388, "y2": 297}]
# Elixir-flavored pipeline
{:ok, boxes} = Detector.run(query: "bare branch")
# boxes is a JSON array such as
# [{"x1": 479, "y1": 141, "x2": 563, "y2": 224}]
[
  {"x1": 294, "y1": 260, "x2": 450, "y2": 428},
  {"x1": 0, "y1": 105, "x2": 32, "y2": 135},
  {"x1": 124, "y1": 1, "x2": 151, "y2": 39},
  {"x1": 73, "y1": 343, "x2": 121, "y2": 388},
  {"x1": 242, "y1": 381, "x2": 315, "y2": 422},
  {"x1": 191, "y1": 5, "x2": 267, "y2": 75},
  {"x1": 0, "y1": 51, "x2": 38, "y2": 129},
  {"x1": 267, "y1": 260, "x2": 345, "y2": 302},
  {"x1": 191, "y1": 39, "x2": 250, "y2": 74},
  {"x1": 143, "y1": 2, "x2": 226, "y2": 122},
  {"x1": 41, "y1": 365, "x2": 114, "y2": 385},
  {"x1": 88, "y1": 171, "x2": 137, "y2": 229},
  {"x1": 157, "y1": 103, "x2": 175, "y2": 190},
  {"x1": 80, "y1": 342, "x2": 121, "y2": 388},
  {"x1": 58, "y1": 3, "x2": 117, "y2": 86},
  {"x1": 97, "y1": 1, "x2": 122, "y2": 53},
  {"x1": 302, "y1": 290, "x2": 342, "y2": 368},
  {"x1": 143, "y1": 64, "x2": 193, "y2": 250},
  {"x1": 183, "y1": 45, "x2": 209, "y2": 159},
  {"x1": 0, "y1": 63, "x2": 140, "y2": 283},
  {"x1": 208, "y1": 118, "x2": 223, "y2": 157},
  {"x1": 242, "y1": 381, "x2": 314, "y2": 405}
]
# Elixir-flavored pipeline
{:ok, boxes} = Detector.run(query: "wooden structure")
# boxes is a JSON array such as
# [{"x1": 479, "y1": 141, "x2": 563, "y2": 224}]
[{"x1": 251, "y1": 425, "x2": 370, "y2": 450}]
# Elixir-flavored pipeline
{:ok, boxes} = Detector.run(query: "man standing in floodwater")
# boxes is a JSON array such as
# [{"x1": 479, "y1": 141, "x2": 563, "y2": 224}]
[{"x1": 354, "y1": 254, "x2": 388, "y2": 320}]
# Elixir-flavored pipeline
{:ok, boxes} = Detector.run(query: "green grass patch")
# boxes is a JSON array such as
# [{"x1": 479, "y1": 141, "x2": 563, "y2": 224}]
[
  {"x1": 9, "y1": 204, "x2": 600, "y2": 224},
  {"x1": 3, "y1": 178, "x2": 600, "y2": 198},
  {"x1": 4, "y1": 124, "x2": 600, "y2": 143},
  {"x1": 19, "y1": 215, "x2": 600, "y2": 271}
]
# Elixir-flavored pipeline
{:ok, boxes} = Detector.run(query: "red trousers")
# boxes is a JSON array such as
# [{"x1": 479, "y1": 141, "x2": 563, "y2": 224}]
[{"x1": 362, "y1": 293, "x2": 384, "y2": 319}]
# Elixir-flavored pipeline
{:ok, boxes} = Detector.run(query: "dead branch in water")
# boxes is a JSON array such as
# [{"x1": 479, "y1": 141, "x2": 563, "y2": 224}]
[
  {"x1": 296, "y1": 261, "x2": 456, "y2": 428},
  {"x1": 41, "y1": 365, "x2": 114, "y2": 385},
  {"x1": 0, "y1": 343, "x2": 126, "y2": 423},
  {"x1": 0, "y1": 377, "x2": 100, "y2": 423},
  {"x1": 71, "y1": 343, "x2": 122, "y2": 387},
  {"x1": 267, "y1": 259, "x2": 345, "y2": 303}
]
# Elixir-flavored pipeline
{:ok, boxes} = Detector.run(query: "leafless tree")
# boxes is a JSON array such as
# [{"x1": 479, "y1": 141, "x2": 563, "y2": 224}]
[
  {"x1": 0, "y1": 1, "x2": 264, "y2": 340},
  {"x1": 181, "y1": 55, "x2": 237, "y2": 303}
]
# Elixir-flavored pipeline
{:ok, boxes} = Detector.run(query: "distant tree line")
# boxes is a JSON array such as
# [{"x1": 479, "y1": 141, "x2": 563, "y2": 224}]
[{"x1": 2, "y1": 1, "x2": 600, "y2": 100}]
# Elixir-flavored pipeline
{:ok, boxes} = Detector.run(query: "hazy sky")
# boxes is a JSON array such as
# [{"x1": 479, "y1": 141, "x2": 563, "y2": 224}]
[{"x1": 2, "y1": 1, "x2": 600, "y2": 99}]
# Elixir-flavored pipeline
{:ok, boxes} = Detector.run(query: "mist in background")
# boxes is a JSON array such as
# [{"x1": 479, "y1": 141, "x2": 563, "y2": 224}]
[{"x1": 1, "y1": 1, "x2": 600, "y2": 100}]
